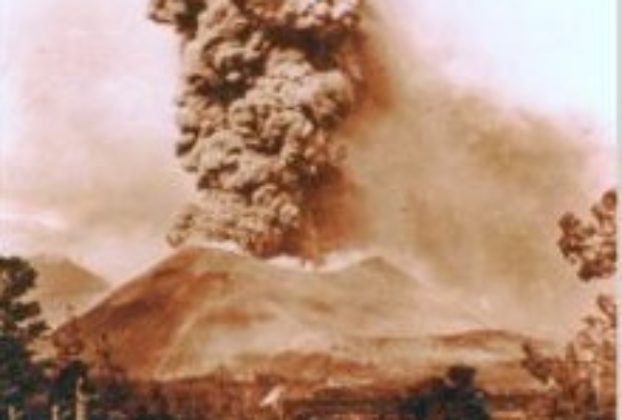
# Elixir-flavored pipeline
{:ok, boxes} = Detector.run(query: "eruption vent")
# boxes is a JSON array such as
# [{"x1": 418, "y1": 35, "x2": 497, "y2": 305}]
[{"x1": 149, "y1": 0, "x2": 364, "y2": 258}]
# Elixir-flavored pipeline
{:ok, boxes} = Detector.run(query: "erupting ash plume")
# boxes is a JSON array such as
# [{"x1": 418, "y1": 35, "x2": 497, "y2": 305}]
[{"x1": 149, "y1": 0, "x2": 364, "y2": 259}]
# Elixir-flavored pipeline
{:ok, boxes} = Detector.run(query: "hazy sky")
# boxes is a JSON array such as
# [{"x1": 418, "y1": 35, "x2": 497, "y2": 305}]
[
  {"x1": 0, "y1": 0, "x2": 616, "y2": 281},
  {"x1": 393, "y1": 0, "x2": 616, "y2": 137}
]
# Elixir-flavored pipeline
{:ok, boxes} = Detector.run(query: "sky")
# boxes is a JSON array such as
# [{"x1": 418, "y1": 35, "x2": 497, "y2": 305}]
[
  {"x1": 0, "y1": 0, "x2": 617, "y2": 282},
  {"x1": 388, "y1": 0, "x2": 616, "y2": 138}
]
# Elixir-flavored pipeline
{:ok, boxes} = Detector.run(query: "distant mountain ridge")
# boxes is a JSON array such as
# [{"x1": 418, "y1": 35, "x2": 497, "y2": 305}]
[{"x1": 29, "y1": 254, "x2": 110, "y2": 327}]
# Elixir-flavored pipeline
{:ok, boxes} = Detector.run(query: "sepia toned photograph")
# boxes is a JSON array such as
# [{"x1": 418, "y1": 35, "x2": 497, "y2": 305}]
[{"x1": 0, "y1": 0, "x2": 617, "y2": 419}]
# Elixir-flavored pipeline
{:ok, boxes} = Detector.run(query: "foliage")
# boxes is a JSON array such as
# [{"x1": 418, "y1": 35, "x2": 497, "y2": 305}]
[
  {"x1": 51, "y1": 324, "x2": 135, "y2": 419},
  {"x1": 89, "y1": 333, "x2": 133, "y2": 417},
  {"x1": 401, "y1": 365, "x2": 490, "y2": 419},
  {"x1": 558, "y1": 189, "x2": 617, "y2": 281},
  {"x1": 0, "y1": 256, "x2": 49, "y2": 415},
  {"x1": 522, "y1": 189, "x2": 617, "y2": 419},
  {"x1": 50, "y1": 309, "x2": 91, "y2": 419},
  {"x1": 0, "y1": 254, "x2": 169, "y2": 420}
]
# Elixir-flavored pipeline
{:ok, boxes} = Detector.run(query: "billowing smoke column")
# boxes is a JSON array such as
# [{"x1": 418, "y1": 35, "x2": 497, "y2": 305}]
[{"x1": 149, "y1": 0, "x2": 363, "y2": 258}]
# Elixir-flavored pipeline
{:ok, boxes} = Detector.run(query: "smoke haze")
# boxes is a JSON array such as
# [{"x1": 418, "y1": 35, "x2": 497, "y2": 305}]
[
  {"x1": 340, "y1": 2, "x2": 614, "y2": 333},
  {"x1": 0, "y1": 0, "x2": 615, "y2": 336}
]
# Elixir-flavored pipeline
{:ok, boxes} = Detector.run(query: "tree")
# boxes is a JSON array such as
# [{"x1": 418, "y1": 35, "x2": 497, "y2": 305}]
[
  {"x1": 522, "y1": 189, "x2": 617, "y2": 419},
  {"x1": 401, "y1": 365, "x2": 490, "y2": 420},
  {"x1": 558, "y1": 189, "x2": 616, "y2": 281},
  {"x1": 50, "y1": 307, "x2": 90, "y2": 419},
  {"x1": 0, "y1": 256, "x2": 49, "y2": 416},
  {"x1": 90, "y1": 333, "x2": 132, "y2": 417}
]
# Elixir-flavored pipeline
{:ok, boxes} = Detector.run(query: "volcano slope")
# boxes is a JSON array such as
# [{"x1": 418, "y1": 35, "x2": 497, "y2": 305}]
[{"x1": 64, "y1": 247, "x2": 546, "y2": 391}]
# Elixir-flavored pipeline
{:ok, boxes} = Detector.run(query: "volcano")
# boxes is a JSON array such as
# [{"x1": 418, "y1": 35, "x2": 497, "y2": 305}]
[{"x1": 61, "y1": 246, "x2": 546, "y2": 392}]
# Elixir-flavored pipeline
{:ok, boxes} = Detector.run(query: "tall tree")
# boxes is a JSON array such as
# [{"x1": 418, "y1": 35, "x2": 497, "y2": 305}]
[
  {"x1": 523, "y1": 189, "x2": 617, "y2": 419},
  {"x1": 50, "y1": 307, "x2": 90, "y2": 419},
  {"x1": 91, "y1": 334, "x2": 132, "y2": 417},
  {"x1": 0, "y1": 256, "x2": 49, "y2": 416}
]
